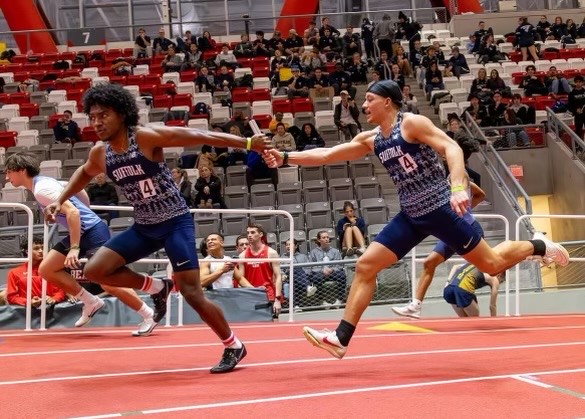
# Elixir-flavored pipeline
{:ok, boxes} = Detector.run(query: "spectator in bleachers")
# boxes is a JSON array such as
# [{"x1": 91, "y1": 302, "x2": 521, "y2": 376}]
[
  {"x1": 431, "y1": 40, "x2": 447, "y2": 66},
  {"x1": 268, "y1": 30, "x2": 285, "y2": 55},
  {"x1": 235, "y1": 234, "x2": 249, "y2": 255},
  {"x1": 549, "y1": 16, "x2": 568, "y2": 41},
  {"x1": 201, "y1": 233, "x2": 250, "y2": 289},
  {"x1": 301, "y1": 47, "x2": 326, "y2": 72},
  {"x1": 194, "y1": 66, "x2": 215, "y2": 92},
  {"x1": 319, "y1": 16, "x2": 340, "y2": 37},
  {"x1": 7, "y1": 235, "x2": 65, "y2": 307},
  {"x1": 318, "y1": 28, "x2": 341, "y2": 61},
  {"x1": 297, "y1": 123, "x2": 325, "y2": 150},
  {"x1": 334, "y1": 90, "x2": 361, "y2": 141},
  {"x1": 268, "y1": 112, "x2": 289, "y2": 134},
  {"x1": 515, "y1": 17, "x2": 539, "y2": 62},
  {"x1": 272, "y1": 123, "x2": 296, "y2": 152},
  {"x1": 470, "y1": 67, "x2": 489, "y2": 96},
  {"x1": 171, "y1": 168, "x2": 194, "y2": 207},
  {"x1": 197, "y1": 30, "x2": 217, "y2": 52},
  {"x1": 280, "y1": 238, "x2": 312, "y2": 309},
  {"x1": 336, "y1": 201, "x2": 366, "y2": 257},
  {"x1": 372, "y1": 14, "x2": 395, "y2": 56},
  {"x1": 361, "y1": 17, "x2": 376, "y2": 60},
  {"x1": 445, "y1": 116, "x2": 482, "y2": 186},
  {"x1": 424, "y1": 61, "x2": 444, "y2": 98},
  {"x1": 486, "y1": 69, "x2": 508, "y2": 96},
  {"x1": 401, "y1": 84, "x2": 419, "y2": 114},
  {"x1": 465, "y1": 93, "x2": 489, "y2": 126},
  {"x1": 161, "y1": 45, "x2": 182, "y2": 73},
  {"x1": 238, "y1": 224, "x2": 283, "y2": 320},
  {"x1": 215, "y1": 65, "x2": 235, "y2": 92},
  {"x1": 519, "y1": 65, "x2": 548, "y2": 97},
  {"x1": 391, "y1": 45, "x2": 413, "y2": 78},
  {"x1": 87, "y1": 173, "x2": 119, "y2": 221},
  {"x1": 488, "y1": 91, "x2": 507, "y2": 126},
  {"x1": 53, "y1": 110, "x2": 79, "y2": 144},
  {"x1": 215, "y1": 44, "x2": 238, "y2": 69},
  {"x1": 252, "y1": 31, "x2": 271, "y2": 57},
  {"x1": 390, "y1": 63, "x2": 405, "y2": 89},
  {"x1": 536, "y1": 15, "x2": 551, "y2": 41},
  {"x1": 309, "y1": 231, "x2": 346, "y2": 307},
  {"x1": 347, "y1": 52, "x2": 368, "y2": 84},
  {"x1": 396, "y1": 12, "x2": 422, "y2": 54},
  {"x1": 133, "y1": 27, "x2": 152, "y2": 58},
  {"x1": 409, "y1": 39, "x2": 424, "y2": 70},
  {"x1": 304, "y1": 20, "x2": 320, "y2": 46},
  {"x1": 368, "y1": 70, "x2": 381, "y2": 88},
  {"x1": 577, "y1": 17, "x2": 585, "y2": 38},
  {"x1": 153, "y1": 27, "x2": 176, "y2": 55},
  {"x1": 509, "y1": 93, "x2": 536, "y2": 124},
  {"x1": 284, "y1": 29, "x2": 304, "y2": 56},
  {"x1": 566, "y1": 18, "x2": 577, "y2": 40},
  {"x1": 181, "y1": 43, "x2": 202, "y2": 72},
  {"x1": 341, "y1": 25, "x2": 361, "y2": 59},
  {"x1": 286, "y1": 66, "x2": 309, "y2": 99},
  {"x1": 374, "y1": 50, "x2": 392, "y2": 80},
  {"x1": 568, "y1": 74, "x2": 585, "y2": 139},
  {"x1": 420, "y1": 45, "x2": 437, "y2": 72},
  {"x1": 545, "y1": 66, "x2": 571, "y2": 95},
  {"x1": 111, "y1": 57, "x2": 133, "y2": 76},
  {"x1": 478, "y1": 33, "x2": 505, "y2": 64},
  {"x1": 226, "y1": 125, "x2": 248, "y2": 164},
  {"x1": 329, "y1": 62, "x2": 356, "y2": 98},
  {"x1": 308, "y1": 67, "x2": 334, "y2": 102},
  {"x1": 194, "y1": 165, "x2": 225, "y2": 209},
  {"x1": 176, "y1": 30, "x2": 197, "y2": 54},
  {"x1": 286, "y1": 50, "x2": 303, "y2": 71},
  {"x1": 472, "y1": 21, "x2": 490, "y2": 53},
  {"x1": 269, "y1": 51, "x2": 287, "y2": 89},
  {"x1": 499, "y1": 108, "x2": 530, "y2": 147},
  {"x1": 445, "y1": 46, "x2": 469, "y2": 78},
  {"x1": 234, "y1": 33, "x2": 254, "y2": 58}
]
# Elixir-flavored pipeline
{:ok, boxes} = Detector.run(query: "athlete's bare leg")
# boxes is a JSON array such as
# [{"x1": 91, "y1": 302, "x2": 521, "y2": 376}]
[
  {"x1": 451, "y1": 305, "x2": 468, "y2": 317},
  {"x1": 84, "y1": 247, "x2": 148, "y2": 289},
  {"x1": 416, "y1": 251, "x2": 446, "y2": 302},
  {"x1": 462, "y1": 239, "x2": 535, "y2": 276},
  {"x1": 463, "y1": 300, "x2": 480, "y2": 317},
  {"x1": 38, "y1": 250, "x2": 83, "y2": 295}
]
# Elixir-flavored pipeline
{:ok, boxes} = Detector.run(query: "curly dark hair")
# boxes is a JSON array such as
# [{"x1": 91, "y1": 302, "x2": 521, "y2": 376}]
[{"x1": 82, "y1": 83, "x2": 139, "y2": 127}]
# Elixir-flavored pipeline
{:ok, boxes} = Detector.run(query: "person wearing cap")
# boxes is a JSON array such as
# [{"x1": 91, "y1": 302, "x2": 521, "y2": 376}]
[
  {"x1": 568, "y1": 74, "x2": 585, "y2": 139},
  {"x1": 286, "y1": 66, "x2": 309, "y2": 99},
  {"x1": 262, "y1": 79, "x2": 570, "y2": 360},
  {"x1": 334, "y1": 90, "x2": 361, "y2": 141}
]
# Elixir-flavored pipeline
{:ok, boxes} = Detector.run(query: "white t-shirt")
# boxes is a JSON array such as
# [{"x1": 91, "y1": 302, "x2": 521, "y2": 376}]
[{"x1": 203, "y1": 255, "x2": 234, "y2": 289}]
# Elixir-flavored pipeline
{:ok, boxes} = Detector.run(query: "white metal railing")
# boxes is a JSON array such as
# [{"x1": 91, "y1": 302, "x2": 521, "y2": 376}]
[{"x1": 515, "y1": 214, "x2": 585, "y2": 316}]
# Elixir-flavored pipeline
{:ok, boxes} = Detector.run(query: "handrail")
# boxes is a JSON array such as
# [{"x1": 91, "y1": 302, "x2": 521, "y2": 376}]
[{"x1": 546, "y1": 108, "x2": 585, "y2": 162}]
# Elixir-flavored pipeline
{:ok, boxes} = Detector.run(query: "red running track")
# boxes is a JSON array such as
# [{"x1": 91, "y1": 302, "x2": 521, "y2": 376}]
[{"x1": 3, "y1": 314, "x2": 585, "y2": 418}]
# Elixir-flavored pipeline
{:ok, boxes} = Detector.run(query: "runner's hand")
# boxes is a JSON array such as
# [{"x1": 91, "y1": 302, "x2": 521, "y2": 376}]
[
  {"x1": 65, "y1": 248, "x2": 81, "y2": 269},
  {"x1": 450, "y1": 190, "x2": 469, "y2": 217},
  {"x1": 263, "y1": 149, "x2": 283, "y2": 168},
  {"x1": 273, "y1": 299, "x2": 282, "y2": 316},
  {"x1": 250, "y1": 133, "x2": 272, "y2": 153},
  {"x1": 44, "y1": 202, "x2": 61, "y2": 223}
]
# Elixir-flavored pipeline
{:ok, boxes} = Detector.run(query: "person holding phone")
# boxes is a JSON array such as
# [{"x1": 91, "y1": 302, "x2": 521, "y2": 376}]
[{"x1": 336, "y1": 201, "x2": 366, "y2": 257}]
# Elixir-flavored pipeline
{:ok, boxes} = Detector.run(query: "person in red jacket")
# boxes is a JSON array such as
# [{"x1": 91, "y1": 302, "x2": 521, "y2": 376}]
[{"x1": 7, "y1": 236, "x2": 65, "y2": 306}]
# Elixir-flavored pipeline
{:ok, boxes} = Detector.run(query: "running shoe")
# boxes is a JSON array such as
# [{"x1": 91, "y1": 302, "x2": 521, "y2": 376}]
[
  {"x1": 132, "y1": 316, "x2": 157, "y2": 337},
  {"x1": 302, "y1": 326, "x2": 347, "y2": 359},
  {"x1": 307, "y1": 284, "x2": 317, "y2": 297},
  {"x1": 74, "y1": 297, "x2": 105, "y2": 327},
  {"x1": 391, "y1": 302, "x2": 421, "y2": 319},
  {"x1": 533, "y1": 232, "x2": 570, "y2": 267},
  {"x1": 210, "y1": 344, "x2": 247, "y2": 373},
  {"x1": 151, "y1": 279, "x2": 174, "y2": 323}
]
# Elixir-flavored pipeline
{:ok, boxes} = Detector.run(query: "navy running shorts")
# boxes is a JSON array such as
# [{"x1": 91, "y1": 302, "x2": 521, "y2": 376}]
[
  {"x1": 53, "y1": 221, "x2": 110, "y2": 258},
  {"x1": 433, "y1": 220, "x2": 485, "y2": 260},
  {"x1": 443, "y1": 284, "x2": 477, "y2": 308},
  {"x1": 104, "y1": 212, "x2": 199, "y2": 271},
  {"x1": 373, "y1": 203, "x2": 483, "y2": 260}
]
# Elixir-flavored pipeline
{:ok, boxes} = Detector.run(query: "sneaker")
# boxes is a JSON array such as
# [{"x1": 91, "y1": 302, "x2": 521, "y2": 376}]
[
  {"x1": 321, "y1": 300, "x2": 332, "y2": 309},
  {"x1": 302, "y1": 326, "x2": 347, "y2": 359},
  {"x1": 210, "y1": 344, "x2": 247, "y2": 374},
  {"x1": 151, "y1": 279, "x2": 174, "y2": 323},
  {"x1": 132, "y1": 316, "x2": 157, "y2": 337},
  {"x1": 74, "y1": 297, "x2": 105, "y2": 327},
  {"x1": 391, "y1": 302, "x2": 421, "y2": 319},
  {"x1": 345, "y1": 247, "x2": 355, "y2": 257},
  {"x1": 533, "y1": 232, "x2": 570, "y2": 267},
  {"x1": 306, "y1": 284, "x2": 317, "y2": 297},
  {"x1": 332, "y1": 299, "x2": 343, "y2": 308}
]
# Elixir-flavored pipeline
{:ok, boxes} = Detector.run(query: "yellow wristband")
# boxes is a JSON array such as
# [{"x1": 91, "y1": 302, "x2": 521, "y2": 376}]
[
  {"x1": 246, "y1": 137, "x2": 252, "y2": 151},
  {"x1": 450, "y1": 185, "x2": 465, "y2": 192}
]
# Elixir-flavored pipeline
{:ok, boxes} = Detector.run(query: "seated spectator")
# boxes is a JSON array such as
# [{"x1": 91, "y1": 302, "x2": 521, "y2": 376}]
[
  {"x1": 390, "y1": 63, "x2": 405, "y2": 89},
  {"x1": 86, "y1": 173, "x2": 119, "y2": 221},
  {"x1": 200, "y1": 233, "x2": 249, "y2": 289},
  {"x1": 227, "y1": 124, "x2": 248, "y2": 165},
  {"x1": 545, "y1": 66, "x2": 571, "y2": 95},
  {"x1": 486, "y1": 69, "x2": 509, "y2": 96},
  {"x1": 424, "y1": 61, "x2": 444, "y2": 98},
  {"x1": 465, "y1": 34, "x2": 476, "y2": 54},
  {"x1": 303, "y1": 20, "x2": 320, "y2": 46},
  {"x1": 234, "y1": 33, "x2": 254, "y2": 58},
  {"x1": 268, "y1": 112, "x2": 289, "y2": 134},
  {"x1": 284, "y1": 29, "x2": 304, "y2": 56},
  {"x1": 171, "y1": 168, "x2": 193, "y2": 207},
  {"x1": 268, "y1": 30, "x2": 285, "y2": 55},
  {"x1": 519, "y1": 65, "x2": 548, "y2": 97},
  {"x1": 497, "y1": 108, "x2": 530, "y2": 148},
  {"x1": 197, "y1": 31, "x2": 216, "y2": 52},
  {"x1": 301, "y1": 48, "x2": 326, "y2": 72},
  {"x1": 391, "y1": 45, "x2": 413, "y2": 78},
  {"x1": 7, "y1": 236, "x2": 65, "y2": 307},
  {"x1": 252, "y1": 31, "x2": 271, "y2": 57},
  {"x1": 309, "y1": 231, "x2": 347, "y2": 307},
  {"x1": 329, "y1": 62, "x2": 356, "y2": 98},
  {"x1": 280, "y1": 238, "x2": 312, "y2": 308},
  {"x1": 272, "y1": 122, "x2": 296, "y2": 152},
  {"x1": 478, "y1": 34, "x2": 505, "y2": 64},
  {"x1": 161, "y1": 45, "x2": 182, "y2": 73},
  {"x1": 536, "y1": 15, "x2": 551, "y2": 41},
  {"x1": 567, "y1": 18, "x2": 578, "y2": 40},
  {"x1": 286, "y1": 50, "x2": 302, "y2": 71},
  {"x1": 368, "y1": 70, "x2": 381, "y2": 88},
  {"x1": 550, "y1": 16, "x2": 568, "y2": 40},
  {"x1": 446, "y1": 117, "x2": 482, "y2": 186},
  {"x1": 181, "y1": 43, "x2": 202, "y2": 72},
  {"x1": 409, "y1": 39, "x2": 424, "y2": 69},
  {"x1": 215, "y1": 65, "x2": 235, "y2": 91},
  {"x1": 215, "y1": 43, "x2": 238, "y2": 69},
  {"x1": 374, "y1": 50, "x2": 392, "y2": 80},
  {"x1": 308, "y1": 67, "x2": 334, "y2": 102},
  {"x1": 319, "y1": 16, "x2": 340, "y2": 37},
  {"x1": 153, "y1": 28, "x2": 176, "y2": 55},
  {"x1": 194, "y1": 66, "x2": 215, "y2": 92},
  {"x1": 431, "y1": 40, "x2": 447, "y2": 66},
  {"x1": 470, "y1": 68, "x2": 489, "y2": 96},
  {"x1": 488, "y1": 91, "x2": 507, "y2": 126},
  {"x1": 111, "y1": 57, "x2": 133, "y2": 76},
  {"x1": 445, "y1": 46, "x2": 469, "y2": 78},
  {"x1": 318, "y1": 28, "x2": 341, "y2": 61},
  {"x1": 133, "y1": 28, "x2": 152, "y2": 58},
  {"x1": 297, "y1": 123, "x2": 325, "y2": 150},
  {"x1": 334, "y1": 90, "x2": 361, "y2": 141},
  {"x1": 194, "y1": 165, "x2": 226, "y2": 209},
  {"x1": 465, "y1": 93, "x2": 489, "y2": 126},
  {"x1": 286, "y1": 66, "x2": 309, "y2": 99},
  {"x1": 336, "y1": 201, "x2": 366, "y2": 257},
  {"x1": 176, "y1": 30, "x2": 197, "y2": 54},
  {"x1": 341, "y1": 25, "x2": 361, "y2": 58},
  {"x1": 53, "y1": 110, "x2": 79, "y2": 144},
  {"x1": 508, "y1": 93, "x2": 536, "y2": 124},
  {"x1": 401, "y1": 84, "x2": 419, "y2": 114}
]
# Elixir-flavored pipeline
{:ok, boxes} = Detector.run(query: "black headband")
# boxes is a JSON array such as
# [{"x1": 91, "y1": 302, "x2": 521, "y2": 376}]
[{"x1": 366, "y1": 80, "x2": 403, "y2": 105}]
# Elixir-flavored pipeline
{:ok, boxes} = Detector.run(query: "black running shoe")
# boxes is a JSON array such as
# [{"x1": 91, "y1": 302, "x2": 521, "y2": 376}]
[
  {"x1": 210, "y1": 344, "x2": 247, "y2": 374},
  {"x1": 151, "y1": 279, "x2": 173, "y2": 323}
]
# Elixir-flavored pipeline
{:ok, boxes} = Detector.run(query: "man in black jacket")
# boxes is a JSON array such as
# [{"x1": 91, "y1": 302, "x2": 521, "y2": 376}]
[
  {"x1": 86, "y1": 173, "x2": 119, "y2": 221},
  {"x1": 569, "y1": 75, "x2": 585, "y2": 139}
]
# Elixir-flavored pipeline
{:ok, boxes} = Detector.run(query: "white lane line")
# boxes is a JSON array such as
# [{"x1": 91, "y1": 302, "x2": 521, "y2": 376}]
[
  {"x1": 69, "y1": 367, "x2": 585, "y2": 419},
  {"x1": 3, "y1": 340, "x2": 585, "y2": 386}
]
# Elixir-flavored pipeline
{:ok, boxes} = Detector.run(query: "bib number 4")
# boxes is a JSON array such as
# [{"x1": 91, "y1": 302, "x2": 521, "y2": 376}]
[
  {"x1": 139, "y1": 179, "x2": 157, "y2": 198},
  {"x1": 398, "y1": 154, "x2": 417, "y2": 173}
]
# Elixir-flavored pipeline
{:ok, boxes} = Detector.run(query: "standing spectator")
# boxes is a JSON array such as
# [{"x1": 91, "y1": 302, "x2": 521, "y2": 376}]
[
  {"x1": 280, "y1": 239, "x2": 313, "y2": 309},
  {"x1": 53, "y1": 110, "x2": 79, "y2": 144},
  {"x1": 86, "y1": 173, "x2": 119, "y2": 221},
  {"x1": 133, "y1": 28, "x2": 152, "y2": 58},
  {"x1": 171, "y1": 168, "x2": 193, "y2": 207},
  {"x1": 536, "y1": 15, "x2": 551, "y2": 41},
  {"x1": 519, "y1": 65, "x2": 547, "y2": 97},
  {"x1": 445, "y1": 46, "x2": 469, "y2": 78},
  {"x1": 515, "y1": 17, "x2": 539, "y2": 62},
  {"x1": 238, "y1": 225, "x2": 283, "y2": 320},
  {"x1": 373, "y1": 14, "x2": 395, "y2": 55},
  {"x1": 545, "y1": 66, "x2": 571, "y2": 95},
  {"x1": 334, "y1": 90, "x2": 361, "y2": 141},
  {"x1": 194, "y1": 165, "x2": 225, "y2": 209},
  {"x1": 396, "y1": 11, "x2": 422, "y2": 56},
  {"x1": 336, "y1": 201, "x2": 366, "y2": 257},
  {"x1": 309, "y1": 231, "x2": 347, "y2": 307},
  {"x1": 197, "y1": 31, "x2": 217, "y2": 52},
  {"x1": 153, "y1": 28, "x2": 176, "y2": 55},
  {"x1": 200, "y1": 234, "x2": 250, "y2": 289},
  {"x1": 297, "y1": 123, "x2": 325, "y2": 150},
  {"x1": 472, "y1": 21, "x2": 489, "y2": 53},
  {"x1": 7, "y1": 236, "x2": 65, "y2": 307},
  {"x1": 272, "y1": 123, "x2": 296, "y2": 152},
  {"x1": 361, "y1": 17, "x2": 376, "y2": 60},
  {"x1": 161, "y1": 45, "x2": 182, "y2": 73},
  {"x1": 569, "y1": 75, "x2": 585, "y2": 139}
]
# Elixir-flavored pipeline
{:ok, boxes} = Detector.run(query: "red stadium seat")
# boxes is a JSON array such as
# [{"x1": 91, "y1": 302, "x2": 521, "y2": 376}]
[
  {"x1": 13, "y1": 72, "x2": 30, "y2": 83},
  {"x1": 109, "y1": 75, "x2": 128, "y2": 85},
  {"x1": 73, "y1": 79, "x2": 91, "y2": 90},
  {"x1": 81, "y1": 127, "x2": 99, "y2": 143},
  {"x1": 19, "y1": 103, "x2": 39, "y2": 118},
  {"x1": 11, "y1": 55, "x2": 28, "y2": 64},
  {"x1": 9, "y1": 92, "x2": 30, "y2": 105},
  {"x1": 126, "y1": 75, "x2": 144, "y2": 85},
  {"x1": 42, "y1": 53, "x2": 59, "y2": 62},
  {"x1": 144, "y1": 74, "x2": 161, "y2": 85},
  {"x1": 251, "y1": 88, "x2": 270, "y2": 102},
  {"x1": 153, "y1": 95, "x2": 172, "y2": 109},
  {"x1": 231, "y1": 87, "x2": 252, "y2": 103},
  {"x1": 534, "y1": 97, "x2": 555, "y2": 111},
  {"x1": 88, "y1": 59, "x2": 104, "y2": 68},
  {"x1": 541, "y1": 51, "x2": 558, "y2": 61},
  {"x1": 252, "y1": 114, "x2": 272, "y2": 129},
  {"x1": 67, "y1": 89, "x2": 85, "y2": 104},
  {"x1": 292, "y1": 97, "x2": 313, "y2": 114},
  {"x1": 180, "y1": 70, "x2": 197, "y2": 82},
  {"x1": 173, "y1": 93, "x2": 193, "y2": 108},
  {"x1": 272, "y1": 98, "x2": 292, "y2": 114},
  {"x1": 106, "y1": 48, "x2": 122, "y2": 59},
  {"x1": 525, "y1": 127, "x2": 544, "y2": 146},
  {"x1": 156, "y1": 83, "x2": 176, "y2": 96},
  {"x1": 252, "y1": 66, "x2": 269, "y2": 77},
  {"x1": 165, "y1": 120, "x2": 186, "y2": 127},
  {"x1": 22, "y1": 63, "x2": 40, "y2": 72},
  {"x1": 29, "y1": 71, "x2": 47, "y2": 81},
  {"x1": 59, "y1": 52, "x2": 76, "y2": 61},
  {"x1": 0, "y1": 131, "x2": 17, "y2": 148}
]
